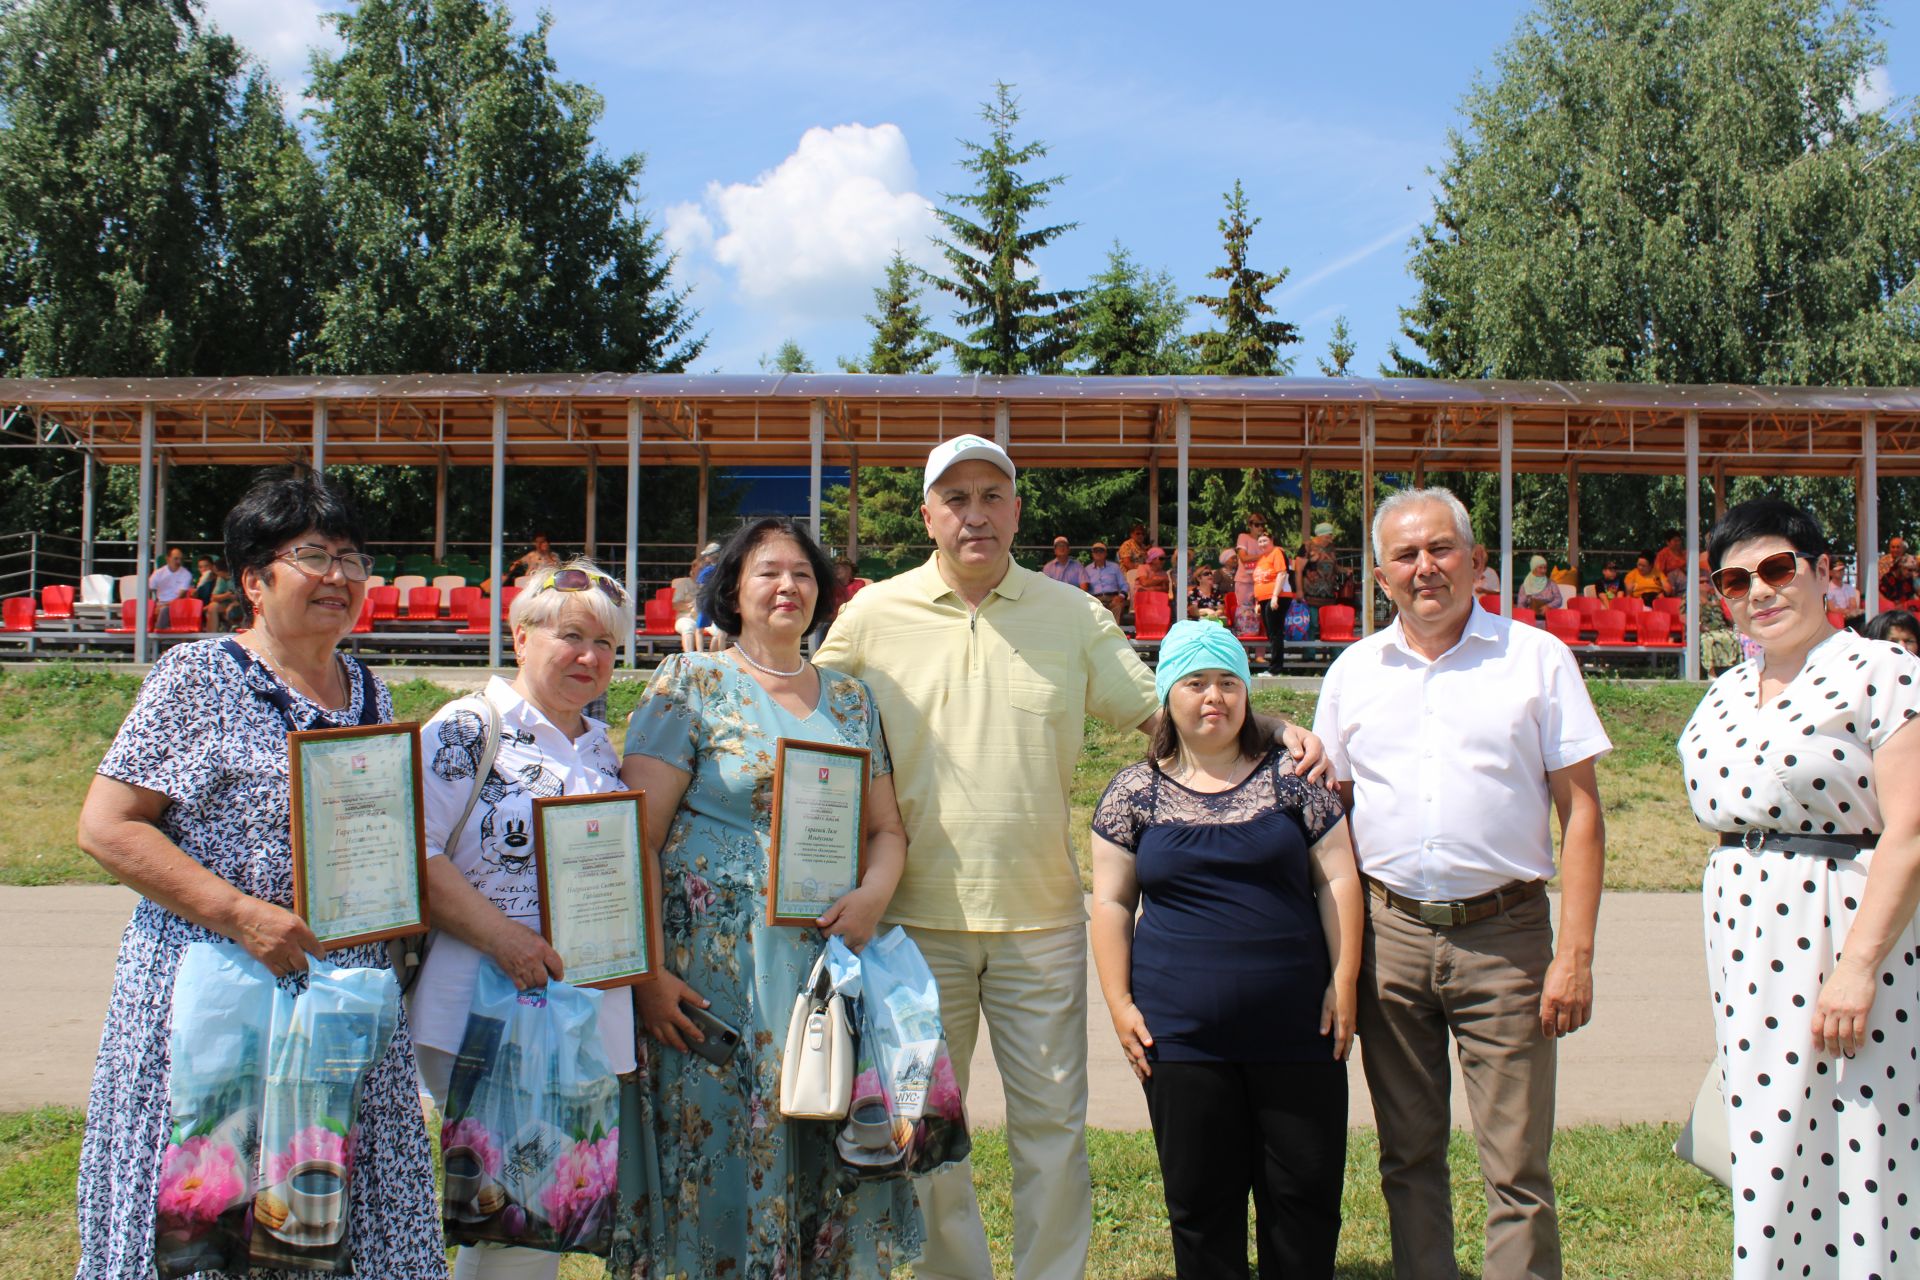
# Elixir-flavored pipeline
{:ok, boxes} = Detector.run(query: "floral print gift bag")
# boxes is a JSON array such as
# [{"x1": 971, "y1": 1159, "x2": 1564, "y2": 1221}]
[{"x1": 440, "y1": 959, "x2": 619, "y2": 1257}]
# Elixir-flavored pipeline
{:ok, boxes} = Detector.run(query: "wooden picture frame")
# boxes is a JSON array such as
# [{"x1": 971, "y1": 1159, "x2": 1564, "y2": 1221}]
[
  {"x1": 287, "y1": 721, "x2": 430, "y2": 950},
  {"x1": 533, "y1": 790, "x2": 662, "y2": 989},
  {"x1": 765, "y1": 737, "x2": 870, "y2": 927}
]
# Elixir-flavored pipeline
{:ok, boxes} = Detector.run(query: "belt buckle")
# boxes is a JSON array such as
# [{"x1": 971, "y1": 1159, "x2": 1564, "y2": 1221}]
[
  {"x1": 1417, "y1": 900, "x2": 1462, "y2": 928},
  {"x1": 1741, "y1": 829, "x2": 1766, "y2": 853}
]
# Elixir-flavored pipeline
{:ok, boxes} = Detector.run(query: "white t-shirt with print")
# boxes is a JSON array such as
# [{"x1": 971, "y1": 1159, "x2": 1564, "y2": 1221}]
[{"x1": 409, "y1": 676, "x2": 636, "y2": 1072}]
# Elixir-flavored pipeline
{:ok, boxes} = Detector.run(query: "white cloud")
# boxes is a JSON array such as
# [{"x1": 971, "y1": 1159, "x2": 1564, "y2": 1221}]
[
  {"x1": 662, "y1": 123, "x2": 941, "y2": 313},
  {"x1": 197, "y1": 0, "x2": 337, "y2": 96},
  {"x1": 1850, "y1": 66, "x2": 1895, "y2": 117}
]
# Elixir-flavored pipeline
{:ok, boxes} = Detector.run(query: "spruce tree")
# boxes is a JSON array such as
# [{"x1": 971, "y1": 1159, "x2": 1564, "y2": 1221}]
[
  {"x1": 924, "y1": 83, "x2": 1080, "y2": 374},
  {"x1": 1318, "y1": 315, "x2": 1356, "y2": 377},
  {"x1": 1189, "y1": 180, "x2": 1301, "y2": 376},
  {"x1": 841, "y1": 251, "x2": 940, "y2": 374},
  {"x1": 1073, "y1": 242, "x2": 1190, "y2": 375}
]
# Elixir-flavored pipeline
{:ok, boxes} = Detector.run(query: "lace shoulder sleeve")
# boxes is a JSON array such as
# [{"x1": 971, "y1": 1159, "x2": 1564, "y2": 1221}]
[
  {"x1": 1091, "y1": 760, "x2": 1157, "y2": 853},
  {"x1": 1273, "y1": 751, "x2": 1348, "y2": 845}
]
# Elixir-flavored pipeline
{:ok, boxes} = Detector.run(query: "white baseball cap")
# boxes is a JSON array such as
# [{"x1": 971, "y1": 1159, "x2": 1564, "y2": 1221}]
[{"x1": 923, "y1": 434, "x2": 1016, "y2": 495}]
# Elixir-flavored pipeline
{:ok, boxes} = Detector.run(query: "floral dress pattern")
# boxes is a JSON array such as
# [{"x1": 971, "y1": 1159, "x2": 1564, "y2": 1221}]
[
  {"x1": 74, "y1": 638, "x2": 443, "y2": 1280},
  {"x1": 611, "y1": 653, "x2": 922, "y2": 1280}
]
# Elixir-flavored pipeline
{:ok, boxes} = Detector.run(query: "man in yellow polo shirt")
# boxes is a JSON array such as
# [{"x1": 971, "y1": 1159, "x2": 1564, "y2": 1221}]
[{"x1": 818, "y1": 434, "x2": 1321, "y2": 1280}]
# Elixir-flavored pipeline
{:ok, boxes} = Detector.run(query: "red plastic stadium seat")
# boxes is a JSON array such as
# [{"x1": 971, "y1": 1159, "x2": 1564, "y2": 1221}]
[
  {"x1": 1133, "y1": 590, "x2": 1172, "y2": 642},
  {"x1": 353, "y1": 598, "x2": 375, "y2": 634},
  {"x1": 1591, "y1": 610, "x2": 1634, "y2": 646},
  {"x1": 1568, "y1": 595, "x2": 1601, "y2": 617},
  {"x1": 39, "y1": 584, "x2": 75, "y2": 619},
  {"x1": 162, "y1": 597, "x2": 204, "y2": 632},
  {"x1": 1638, "y1": 611, "x2": 1681, "y2": 647},
  {"x1": 1510, "y1": 607, "x2": 1537, "y2": 627},
  {"x1": 406, "y1": 587, "x2": 442, "y2": 620},
  {"x1": 367, "y1": 586, "x2": 400, "y2": 622},
  {"x1": 2, "y1": 597, "x2": 35, "y2": 632},
  {"x1": 847, "y1": 578, "x2": 870, "y2": 596},
  {"x1": 499, "y1": 586, "x2": 522, "y2": 615},
  {"x1": 641, "y1": 598, "x2": 678, "y2": 637},
  {"x1": 106, "y1": 599, "x2": 152, "y2": 634},
  {"x1": 1651, "y1": 596, "x2": 1684, "y2": 616},
  {"x1": 1477, "y1": 593, "x2": 1502, "y2": 614},
  {"x1": 1319, "y1": 605, "x2": 1357, "y2": 643},
  {"x1": 1544, "y1": 608, "x2": 1584, "y2": 645},
  {"x1": 448, "y1": 586, "x2": 484, "y2": 622},
  {"x1": 1826, "y1": 610, "x2": 1846, "y2": 629}
]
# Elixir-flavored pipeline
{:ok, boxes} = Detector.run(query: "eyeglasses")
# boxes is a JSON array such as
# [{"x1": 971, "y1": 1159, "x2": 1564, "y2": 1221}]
[
  {"x1": 532, "y1": 567, "x2": 628, "y2": 604},
  {"x1": 1710, "y1": 550, "x2": 1804, "y2": 600},
  {"x1": 276, "y1": 545, "x2": 375, "y2": 581}
]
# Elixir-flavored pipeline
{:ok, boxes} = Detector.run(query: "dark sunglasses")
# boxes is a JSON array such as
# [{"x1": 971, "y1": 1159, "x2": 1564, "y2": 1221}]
[
  {"x1": 277, "y1": 545, "x2": 376, "y2": 581},
  {"x1": 533, "y1": 567, "x2": 628, "y2": 604},
  {"x1": 1710, "y1": 550, "x2": 1804, "y2": 600}
]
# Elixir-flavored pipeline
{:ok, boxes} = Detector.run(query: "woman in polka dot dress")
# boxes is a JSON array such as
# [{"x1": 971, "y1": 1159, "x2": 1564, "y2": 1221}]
[{"x1": 1680, "y1": 499, "x2": 1920, "y2": 1279}]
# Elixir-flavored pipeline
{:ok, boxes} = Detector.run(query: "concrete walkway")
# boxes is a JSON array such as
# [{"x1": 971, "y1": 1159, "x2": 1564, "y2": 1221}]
[{"x1": 3, "y1": 886, "x2": 1713, "y2": 1129}]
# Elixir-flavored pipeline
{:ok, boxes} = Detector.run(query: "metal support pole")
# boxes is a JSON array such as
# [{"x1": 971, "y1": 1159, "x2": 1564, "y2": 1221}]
[
  {"x1": 1712, "y1": 456, "x2": 1728, "y2": 523},
  {"x1": 1566, "y1": 461, "x2": 1581, "y2": 573},
  {"x1": 808, "y1": 400, "x2": 825, "y2": 542},
  {"x1": 583, "y1": 454, "x2": 599, "y2": 559},
  {"x1": 433, "y1": 453, "x2": 449, "y2": 562},
  {"x1": 626, "y1": 401, "x2": 642, "y2": 669},
  {"x1": 312, "y1": 399, "x2": 327, "y2": 474},
  {"x1": 488, "y1": 400, "x2": 506, "y2": 671},
  {"x1": 134, "y1": 406, "x2": 154, "y2": 664},
  {"x1": 1862, "y1": 413, "x2": 1880, "y2": 615},
  {"x1": 1175, "y1": 404, "x2": 1191, "y2": 610},
  {"x1": 696, "y1": 456, "x2": 710, "y2": 552},
  {"x1": 80, "y1": 451, "x2": 96, "y2": 578},
  {"x1": 1299, "y1": 461, "x2": 1313, "y2": 548},
  {"x1": 1147, "y1": 456, "x2": 1160, "y2": 544},
  {"x1": 847, "y1": 448, "x2": 861, "y2": 564},
  {"x1": 1362, "y1": 408, "x2": 1377, "y2": 636},
  {"x1": 993, "y1": 402, "x2": 1009, "y2": 449},
  {"x1": 153, "y1": 453, "x2": 169, "y2": 560},
  {"x1": 1498, "y1": 408, "x2": 1514, "y2": 617},
  {"x1": 1684, "y1": 411, "x2": 1701, "y2": 680}
]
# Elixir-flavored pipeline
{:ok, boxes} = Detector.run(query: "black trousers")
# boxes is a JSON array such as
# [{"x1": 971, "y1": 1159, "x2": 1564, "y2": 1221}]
[
  {"x1": 1262, "y1": 598, "x2": 1288, "y2": 672},
  {"x1": 1142, "y1": 1058, "x2": 1348, "y2": 1279}
]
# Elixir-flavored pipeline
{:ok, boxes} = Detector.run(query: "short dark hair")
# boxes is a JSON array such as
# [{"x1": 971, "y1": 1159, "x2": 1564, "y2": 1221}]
[
  {"x1": 699, "y1": 517, "x2": 837, "y2": 636},
  {"x1": 224, "y1": 466, "x2": 365, "y2": 583},
  {"x1": 1707, "y1": 498, "x2": 1830, "y2": 573},
  {"x1": 1864, "y1": 610, "x2": 1919, "y2": 644},
  {"x1": 1148, "y1": 691, "x2": 1268, "y2": 765}
]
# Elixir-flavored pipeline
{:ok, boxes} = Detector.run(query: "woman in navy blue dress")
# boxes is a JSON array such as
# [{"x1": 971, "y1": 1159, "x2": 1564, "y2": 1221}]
[{"x1": 1091, "y1": 621, "x2": 1363, "y2": 1279}]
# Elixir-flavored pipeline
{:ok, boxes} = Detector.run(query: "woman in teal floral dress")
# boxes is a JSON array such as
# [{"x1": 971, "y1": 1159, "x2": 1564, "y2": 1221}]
[{"x1": 614, "y1": 518, "x2": 922, "y2": 1279}]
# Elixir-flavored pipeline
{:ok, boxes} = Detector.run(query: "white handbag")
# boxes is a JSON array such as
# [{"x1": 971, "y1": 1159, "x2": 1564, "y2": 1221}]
[
  {"x1": 780, "y1": 951, "x2": 854, "y2": 1120},
  {"x1": 1672, "y1": 1060, "x2": 1731, "y2": 1187}
]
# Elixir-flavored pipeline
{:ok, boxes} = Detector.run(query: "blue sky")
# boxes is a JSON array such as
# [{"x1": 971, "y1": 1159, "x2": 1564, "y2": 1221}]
[{"x1": 204, "y1": 0, "x2": 1913, "y2": 378}]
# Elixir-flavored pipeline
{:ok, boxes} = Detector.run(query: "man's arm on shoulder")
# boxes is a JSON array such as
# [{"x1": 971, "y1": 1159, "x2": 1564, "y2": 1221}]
[{"x1": 1540, "y1": 755, "x2": 1604, "y2": 1038}]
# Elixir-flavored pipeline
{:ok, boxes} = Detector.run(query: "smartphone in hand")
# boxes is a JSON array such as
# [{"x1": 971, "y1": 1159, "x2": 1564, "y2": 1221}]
[{"x1": 680, "y1": 1001, "x2": 742, "y2": 1066}]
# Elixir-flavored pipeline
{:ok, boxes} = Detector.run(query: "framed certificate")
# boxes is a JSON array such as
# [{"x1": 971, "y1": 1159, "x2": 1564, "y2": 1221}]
[
  {"x1": 766, "y1": 738, "x2": 870, "y2": 927},
  {"x1": 287, "y1": 723, "x2": 430, "y2": 950},
  {"x1": 532, "y1": 791, "x2": 661, "y2": 989}
]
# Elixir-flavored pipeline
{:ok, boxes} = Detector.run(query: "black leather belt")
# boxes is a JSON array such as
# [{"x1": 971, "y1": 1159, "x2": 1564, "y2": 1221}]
[
  {"x1": 1365, "y1": 876, "x2": 1547, "y2": 928},
  {"x1": 1719, "y1": 831, "x2": 1878, "y2": 860}
]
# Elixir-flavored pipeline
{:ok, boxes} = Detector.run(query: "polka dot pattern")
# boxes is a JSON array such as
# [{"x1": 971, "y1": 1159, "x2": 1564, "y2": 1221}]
[{"x1": 1682, "y1": 629, "x2": 1920, "y2": 1275}]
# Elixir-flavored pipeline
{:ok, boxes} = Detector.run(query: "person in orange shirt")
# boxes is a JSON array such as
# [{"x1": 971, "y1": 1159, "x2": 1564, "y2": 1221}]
[
  {"x1": 1117, "y1": 524, "x2": 1150, "y2": 575},
  {"x1": 1653, "y1": 531, "x2": 1687, "y2": 594},
  {"x1": 1623, "y1": 553, "x2": 1666, "y2": 603},
  {"x1": 1251, "y1": 533, "x2": 1290, "y2": 674}
]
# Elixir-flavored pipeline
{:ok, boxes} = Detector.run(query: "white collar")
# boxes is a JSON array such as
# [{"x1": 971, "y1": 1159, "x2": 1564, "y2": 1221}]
[
  {"x1": 1382, "y1": 600, "x2": 1502, "y2": 665},
  {"x1": 485, "y1": 675, "x2": 607, "y2": 743}
]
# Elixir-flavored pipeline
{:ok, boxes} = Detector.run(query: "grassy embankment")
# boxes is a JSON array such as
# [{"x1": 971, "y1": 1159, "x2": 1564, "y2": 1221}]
[{"x1": 0, "y1": 666, "x2": 1708, "y2": 891}]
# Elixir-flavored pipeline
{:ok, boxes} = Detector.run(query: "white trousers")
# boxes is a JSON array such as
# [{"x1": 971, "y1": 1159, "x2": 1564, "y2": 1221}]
[
  {"x1": 905, "y1": 923, "x2": 1091, "y2": 1280},
  {"x1": 415, "y1": 1046, "x2": 562, "y2": 1280}
]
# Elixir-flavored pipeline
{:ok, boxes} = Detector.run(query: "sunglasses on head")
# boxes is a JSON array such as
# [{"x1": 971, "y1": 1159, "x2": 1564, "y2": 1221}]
[
  {"x1": 1710, "y1": 550, "x2": 1804, "y2": 600},
  {"x1": 533, "y1": 567, "x2": 628, "y2": 604}
]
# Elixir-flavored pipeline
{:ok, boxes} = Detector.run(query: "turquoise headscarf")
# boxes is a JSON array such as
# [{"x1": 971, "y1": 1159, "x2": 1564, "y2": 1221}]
[{"x1": 1154, "y1": 619, "x2": 1253, "y2": 704}]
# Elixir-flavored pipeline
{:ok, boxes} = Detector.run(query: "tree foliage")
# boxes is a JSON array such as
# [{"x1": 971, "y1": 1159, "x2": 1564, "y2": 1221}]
[
  {"x1": 1391, "y1": 0, "x2": 1920, "y2": 386},
  {"x1": 1189, "y1": 180, "x2": 1301, "y2": 376},
  {"x1": 924, "y1": 83, "x2": 1080, "y2": 375},
  {"x1": 761, "y1": 339, "x2": 813, "y2": 373},
  {"x1": 1318, "y1": 315, "x2": 1357, "y2": 377},
  {"x1": 840, "y1": 251, "x2": 941, "y2": 374},
  {"x1": 306, "y1": 0, "x2": 702, "y2": 375},
  {"x1": 1072, "y1": 242, "x2": 1191, "y2": 375}
]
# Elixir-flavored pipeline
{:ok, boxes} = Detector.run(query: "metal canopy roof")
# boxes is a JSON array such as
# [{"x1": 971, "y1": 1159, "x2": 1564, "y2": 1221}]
[{"x1": 5, "y1": 373, "x2": 1918, "y2": 476}]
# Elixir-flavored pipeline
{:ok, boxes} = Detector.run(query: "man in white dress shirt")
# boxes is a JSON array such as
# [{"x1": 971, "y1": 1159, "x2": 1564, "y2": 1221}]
[
  {"x1": 1312, "y1": 488, "x2": 1609, "y2": 1280},
  {"x1": 147, "y1": 547, "x2": 194, "y2": 602}
]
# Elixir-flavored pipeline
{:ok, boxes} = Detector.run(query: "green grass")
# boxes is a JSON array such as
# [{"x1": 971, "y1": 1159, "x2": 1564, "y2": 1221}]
[
  {"x1": 0, "y1": 664, "x2": 1709, "y2": 893},
  {"x1": 2, "y1": 1110, "x2": 1730, "y2": 1280}
]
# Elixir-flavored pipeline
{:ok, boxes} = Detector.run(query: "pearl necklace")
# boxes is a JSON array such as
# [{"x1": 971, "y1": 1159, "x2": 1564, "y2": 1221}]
[{"x1": 731, "y1": 644, "x2": 806, "y2": 679}]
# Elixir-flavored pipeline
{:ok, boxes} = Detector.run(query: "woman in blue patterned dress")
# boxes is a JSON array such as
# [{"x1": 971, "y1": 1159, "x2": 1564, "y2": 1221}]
[
  {"x1": 72, "y1": 469, "x2": 443, "y2": 1279},
  {"x1": 613, "y1": 517, "x2": 923, "y2": 1279}
]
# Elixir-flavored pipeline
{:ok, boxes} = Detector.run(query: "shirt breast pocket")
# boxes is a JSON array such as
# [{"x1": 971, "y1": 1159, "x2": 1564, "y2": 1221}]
[{"x1": 1007, "y1": 647, "x2": 1070, "y2": 718}]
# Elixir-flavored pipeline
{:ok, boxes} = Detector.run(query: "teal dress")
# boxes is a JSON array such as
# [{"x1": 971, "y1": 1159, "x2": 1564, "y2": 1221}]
[{"x1": 611, "y1": 653, "x2": 923, "y2": 1279}]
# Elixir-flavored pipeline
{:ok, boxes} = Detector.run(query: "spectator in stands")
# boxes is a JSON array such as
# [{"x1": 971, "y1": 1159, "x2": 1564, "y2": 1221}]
[
  {"x1": 1252, "y1": 534, "x2": 1290, "y2": 675},
  {"x1": 148, "y1": 546, "x2": 193, "y2": 604},
  {"x1": 1236, "y1": 511, "x2": 1269, "y2": 567},
  {"x1": 1085, "y1": 540, "x2": 1129, "y2": 623},
  {"x1": 1222, "y1": 548, "x2": 1257, "y2": 633},
  {"x1": 1043, "y1": 536, "x2": 1089, "y2": 589},
  {"x1": 671, "y1": 554, "x2": 703, "y2": 653},
  {"x1": 1587, "y1": 561, "x2": 1625, "y2": 601},
  {"x1": 695, "y1": 540, "x2": 724, "y2": 647},
  {"x1": 813, "y1": 558, "x2": 858, "y2": 647},
  {"x1": 1550, "y1": 555, "x2": 1579, "y2": 592},
  {"x1": 1187, "y1": 565, "x2": 1226, "y2": 621},
  {"x1": 1472, "y1": 546, "x2": 1501, "y2": 596},
  {"x1": 1132, "y1": 547, "x2": 1172, "y2": 596},
  {"x1": 1880, "y1": 537, "x2": 1918, "y2": 604},
  {"x1": 191, "y1": 555, "x2": 216, "y2": 601},
  {"x1": 1119, "y1": 523, "x2": 1150, "y2": 574},
  {"x1": 1624, "y1": 553, "x2": 1665, "y2": 603},
  {"x1": 206, "y1": 558, "x2": 237, "y2": 630},
  {"x1": 1300, "y1": 526, "x2": 1344, "y2": 611},
  {"x1": 1654, "y1": 531, "x2": 1687, "y2": 594},
  {"x1": 1517, "y1": 556, "x2": 1564, "y2": 612},
  {"x1": 505, "y1": 531, "x2": 562, "y2": 584},
  {"x1": 1826, "y1": 559, "x2": 1862, "y2": 623},
  {"x1": 1864, "y1": 608, "x2": 1919, "y2": 657},
  {"x1": 1698, "y1": 554, "x2": 1741, "y2": 676}
]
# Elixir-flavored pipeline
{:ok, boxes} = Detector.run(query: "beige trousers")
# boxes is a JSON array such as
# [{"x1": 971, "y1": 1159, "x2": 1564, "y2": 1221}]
[
  {"x1": 1357, "y1": 890, "x2": 1561, "y2": 1280},
  {"x1": 905, "y1": 923, "x2": 1091, "y2": 1280}
]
